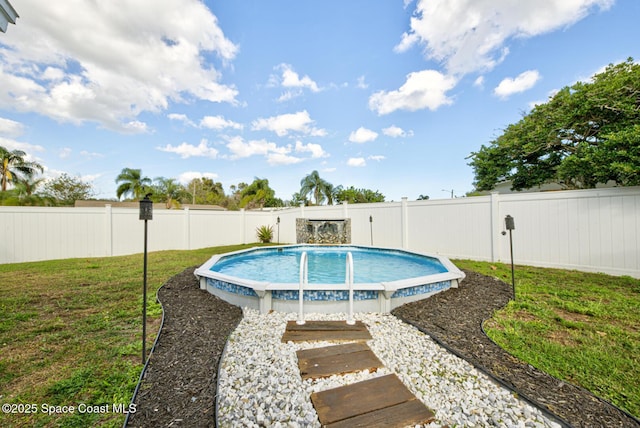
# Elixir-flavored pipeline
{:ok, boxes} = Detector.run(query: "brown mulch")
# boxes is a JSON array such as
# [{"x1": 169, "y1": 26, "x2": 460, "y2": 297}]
[{"x1": 125, "y1": 267, "x2": 640, "y2": 428}]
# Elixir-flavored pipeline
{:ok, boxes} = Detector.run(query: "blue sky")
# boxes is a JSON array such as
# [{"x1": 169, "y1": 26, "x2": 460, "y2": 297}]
[{"x1": 1, "y1": 0, "x2": 639, "y2": 202}]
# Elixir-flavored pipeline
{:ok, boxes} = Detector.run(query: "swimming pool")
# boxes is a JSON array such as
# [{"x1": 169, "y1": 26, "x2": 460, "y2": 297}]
[{"x1": 194, "y1": 245, "x2": 465, "y2": 314}]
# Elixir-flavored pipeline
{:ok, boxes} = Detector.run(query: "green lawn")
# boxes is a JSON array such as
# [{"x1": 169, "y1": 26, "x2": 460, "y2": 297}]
[
  {"x1": 0, "y1": 248, "x2": 638, "y2": 426},
  {"x1": 0, "y1": 244, "x2": 260, "y2": 428},
  {"x1": 454, "y1": 259, "x2": 640, "y2": 418}
]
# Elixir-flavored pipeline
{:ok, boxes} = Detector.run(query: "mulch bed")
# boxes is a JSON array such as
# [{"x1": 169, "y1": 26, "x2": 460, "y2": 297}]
[{"x1": 126, "y1": 267, "x2": 640, "y2": 428}]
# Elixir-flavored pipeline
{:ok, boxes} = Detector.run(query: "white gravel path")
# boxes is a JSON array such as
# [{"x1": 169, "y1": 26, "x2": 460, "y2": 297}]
[{"x1": 217, "y1": 308, "x2": 562, "y2": 428}]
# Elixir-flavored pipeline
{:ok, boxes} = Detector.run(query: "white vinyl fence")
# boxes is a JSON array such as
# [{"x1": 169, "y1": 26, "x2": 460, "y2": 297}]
[{"x1": 1, "y1": 186, "x2": 639, "y2": 278}]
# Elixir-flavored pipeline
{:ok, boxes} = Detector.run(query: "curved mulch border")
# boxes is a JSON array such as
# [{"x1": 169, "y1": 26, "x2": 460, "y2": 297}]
[
  {"x1": 125, "y1": 267, "x2": 640, "y2": 428},
  {"x1": 125, "y1": 267, "x2": 242, "y2": 428},
  {"x1": 393, "y1": 270, "x2": 640, "y2": 428}
]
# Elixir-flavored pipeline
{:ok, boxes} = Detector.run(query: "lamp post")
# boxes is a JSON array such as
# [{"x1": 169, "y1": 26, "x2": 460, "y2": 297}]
[
  {"x1": 277, "y1": 216, "x2": 280, "y2": 244},
  {"x1": 369, "y1": 215, "x2": 373, "y2": 246},
  {"x1": 504, "y1": 215, "x2": 516, "y2": 300},
  {"x1": 139, "y1": 193, "x2": 153, "y2": 364}
]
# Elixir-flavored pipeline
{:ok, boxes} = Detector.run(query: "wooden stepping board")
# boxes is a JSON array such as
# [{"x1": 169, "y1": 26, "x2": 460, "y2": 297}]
[
  {"x1": 297, "y1": 342, "x2": 383, "y2": 380},
  {"x1": 281, "y1": 320, "x2": 372, "y2": 342},
  {"x1": 310, "y1": 374, "x2": 436, "y2": 428}
]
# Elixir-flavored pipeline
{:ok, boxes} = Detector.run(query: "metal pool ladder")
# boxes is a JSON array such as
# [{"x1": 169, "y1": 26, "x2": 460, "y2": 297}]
[
  {"x1": 297, "y1": 251, "x2": 308, "y2": 325},
  {"x1": 297, "y1": 251, "x2": 356, "y2": 325},
  {"x1": 345, "y1": 251, "x2": 355, "y2": 325}
]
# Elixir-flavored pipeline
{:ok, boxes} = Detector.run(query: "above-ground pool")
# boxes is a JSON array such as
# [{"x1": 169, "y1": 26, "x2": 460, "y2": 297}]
[{"x1": 194, "y1": 245, "x2": 466, "y2": 314}]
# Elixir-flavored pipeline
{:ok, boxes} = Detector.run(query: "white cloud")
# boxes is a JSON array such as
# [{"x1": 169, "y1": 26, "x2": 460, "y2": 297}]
[
  {"x1": 473, "y1": 76, "x2": 485, "y2": 88},
  {"x1": 277, "y1": 90, "x2": 302, "y2": 102},
  {"x1": 267, "y1": 152, "x2": 304, "y2": 166},
  {"x1": 347, "y1": 157, "x2": 366, "y2": 167},
  {"x1": 0, "y1": 117, "x2": 25, "y2": 137},
  {"x1": 0, "y1": 137, "x2": 45, "y2": 155},
  {"x1": 59, "y1": 147, "x2": 72, "y2": 159},
  {"x1": 369, "y1": 155, "x2": 386, "y2": 162},
  {"x1": 168, "y1": 113, "x2": 197, "y2": 127},
  {"x1": 494, "y1": 70, "x2": 541, "y2": 99},
  {"x1": 396, "y1": 0, "x2": 613, "y2": 75},
  {"x1": 122, "y1": 121, "x2": 151, "y2": 134},
  {"x1": 356, "y1": 76, "x2": 369, "y2": 89},
  {"x1": 270, "y1": 64, "x2": 321, "y2": 102},
  {"x1": 382, "y1": 125, "x2": 413, "y2": 138},
  {"x1": 156, "y1": 139, "x2": 219, "y2": 159},
  {"x1": 80, "y1": 173, "x2": 102, "y2": 182},
  {"x1": 225, "y1": 136, "x2": 291, "y2": 160},
  {"x1": 369, "y1": 69, "x2": 457, "y2": 115},
  {"x1": 0, "y1": 0, "x2": 239, "y2": 132},
  {"x1": 251, "y1": 110, "x2": 326, "y2": 137},
  {"x1": 349, "y1": 127, "x2": 378, "y2": 143},
  {"x1": 200, "y1": 115, "x2": 243, "y2": 130},
  {"x1": 275, "y1": 63, "x2": 320, "y2": 92},
  {"x1": 177, "y1": 171, "x2": 218, "y2": 185},
  {"x1": 80, "y1": 150, "x2": 103, "y2": 159},
  {"x1": 295, "y1": 141, "x2": 328, "y2": 158}
]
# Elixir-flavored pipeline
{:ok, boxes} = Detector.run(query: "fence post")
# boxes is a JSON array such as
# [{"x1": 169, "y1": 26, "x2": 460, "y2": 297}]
[
  {"x1": 490, "y1": 192, "x2": 500, "y2": 262},
  {"x1": 105, "y1": 204, "x2": 113, "y2": 256},
  {"x1": 184, "y1": 207, "x2": 191, "y2": 250},
  {"x1": 241, "y1": 208, "x2": 246, "y2": 244},
  {"x1": 401, "y1": 197, "x2": 409, "y2": 249}
]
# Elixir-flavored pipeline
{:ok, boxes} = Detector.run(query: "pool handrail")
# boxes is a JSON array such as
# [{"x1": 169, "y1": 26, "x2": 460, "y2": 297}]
[
  {"x1": 297, "y1": 251, "x2": 308, "y2": 325},
  {"x1": 346, "y1": 251, "x2": 355, "y2": 325}
]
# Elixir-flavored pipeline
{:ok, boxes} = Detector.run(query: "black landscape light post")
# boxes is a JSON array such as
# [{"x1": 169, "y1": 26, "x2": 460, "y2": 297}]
[
  {"x1": 277, "y1": 216, "x2": 280, "y2": 244},
  {"x1": 504, "y1": 214, "x2": 516, "y2": 300},
  {"x1": 139, "y1": 193, "x2": 153, "y2": 364},
  {"x1": 369, "y1": 215, "x2": 373, "y2": 246}
]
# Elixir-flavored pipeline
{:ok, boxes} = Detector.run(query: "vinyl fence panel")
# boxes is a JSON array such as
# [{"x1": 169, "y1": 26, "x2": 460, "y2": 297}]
[{"x1": 1, "y1": 186, "x2": 639, "y2": 277}]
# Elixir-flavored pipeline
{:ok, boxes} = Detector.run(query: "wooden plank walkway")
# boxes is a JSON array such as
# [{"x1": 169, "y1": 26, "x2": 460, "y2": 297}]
[
  {"x1": 282, "y1": 320, "x2": 372, "y2": 342},
  {"x1": 285, "y1": 319, "x2": 436, "y2": 427},
  {"x1": 311, "y1": 374, "x2": 436, "y2": 427},
  {"x1": 297, "y1": 342, "x2": 383, "y2": 380}
]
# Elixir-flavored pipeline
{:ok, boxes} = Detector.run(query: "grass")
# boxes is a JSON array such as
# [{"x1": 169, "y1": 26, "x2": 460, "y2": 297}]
[
  {"x1": 454, "y1": 259, "x2": 640, "y2": 418},
  {"x1": 0, "y1": 248, "x2": 638, "y2": 426},
  {"x1": 0, "y1": 244, "x2": 264, "y2": 428}
]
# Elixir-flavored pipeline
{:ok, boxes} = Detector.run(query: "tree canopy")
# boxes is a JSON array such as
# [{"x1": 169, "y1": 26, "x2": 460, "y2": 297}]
[
  {"x1": 334, "y1": 186, "x2": 385, "y2": 204},
  {"x1": 469, "y1": 58, "x2": 640, "y2": 191},
  {"x1": 0, "y1": 146, "x2": 44, "y2": 192},
  {"x1": 239, "y1": 177, "x2": 282, "y2": 209},
  {"x1": 40, "y1": 173, "x2": 94, "y2": 206},
  {"x1": 299, "y1": 170, "x2": 333, "y2": 205},
  {"x1": 115, "y1": 168, "x2": 152, "y2": 200}
]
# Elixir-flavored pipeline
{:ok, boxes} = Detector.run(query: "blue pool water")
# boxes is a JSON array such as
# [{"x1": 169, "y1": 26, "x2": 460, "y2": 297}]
[{"x1": 209, "y1": 246, "x2": 448, "y2": 284}]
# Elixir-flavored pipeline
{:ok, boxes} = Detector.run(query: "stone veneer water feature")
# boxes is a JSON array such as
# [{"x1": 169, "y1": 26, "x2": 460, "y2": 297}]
[{"x1": 296, "y1": 218, "x2": 351, "y2": 244}]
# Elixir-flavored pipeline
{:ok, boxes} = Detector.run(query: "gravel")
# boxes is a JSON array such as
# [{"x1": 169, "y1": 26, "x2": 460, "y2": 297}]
[
  {"x1": 127, "y1": 266, "x2": 640, "y2": 428},
  {"x1": 218, "y1": 309, "x2": 563, "y2": 428}
]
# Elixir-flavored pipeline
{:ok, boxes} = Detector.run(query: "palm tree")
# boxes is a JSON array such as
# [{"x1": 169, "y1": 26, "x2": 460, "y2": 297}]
[
  {"x1": 0, "y1": 146, "x2": 44, "y2": 192},
  {"x1": 115, "y1": 168, "x2": 151, "y2": 200},
  {"x1": 300, "y1": 170, "x2": 332, "y2": 205},
  {"x1": 153, "y1": 177, "x2": 183, "y2": 209}
]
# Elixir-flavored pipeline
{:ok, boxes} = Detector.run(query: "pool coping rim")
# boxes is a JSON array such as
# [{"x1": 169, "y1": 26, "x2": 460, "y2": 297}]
[{"x1": 193, "y1": 244, "x2": 466, "y2": 294}]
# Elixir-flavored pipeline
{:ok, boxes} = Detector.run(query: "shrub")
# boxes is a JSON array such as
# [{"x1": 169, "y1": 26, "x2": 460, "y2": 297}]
[{"x1": 256, "y1": 225, "x2": 274, "y2": 243}]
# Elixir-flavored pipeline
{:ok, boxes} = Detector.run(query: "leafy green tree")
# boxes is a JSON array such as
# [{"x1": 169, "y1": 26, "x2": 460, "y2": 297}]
[
  {"x1": 0, "y1": 146, "x2": 44, "y2": 192},
  {"x1": 469, "y1": 58, "x2": 640, "y2": 191},
  {"x1": 239, "y1": 177, "x2": 281, "y2": 209},
  {"x1": 152, "y1": 177, "x2": 185, "y2": 209},
  {"x1": 289, "y1": 191, "x2": 309, "y2": 206},
  {"x1": 0, "y1": 177, "x2": 52, "y2": 206},
  {"x1": 300, "y1": 170, "x2": 333, "y2": 205},
  {"x1": 335, "y1": 186, "x2": 385, "y2": 204},
  {"x1": 115, "y1": 168, "x2": 151, "y2": 200},
  {"x1": 40, "y1": 173, "x2": 94, "y2": 205},
  {"x1": 417, "y1": 194, "x2": 430, "y2": 200},
  {"x1": 186, "y1": 177, "x2": 226, "y2": 206}
]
